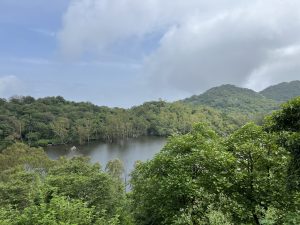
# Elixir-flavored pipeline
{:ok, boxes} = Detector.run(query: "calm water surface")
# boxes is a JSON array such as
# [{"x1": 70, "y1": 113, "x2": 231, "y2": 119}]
[{"x1": 46, "y1": 136, "x2": 166, "y2": 176}]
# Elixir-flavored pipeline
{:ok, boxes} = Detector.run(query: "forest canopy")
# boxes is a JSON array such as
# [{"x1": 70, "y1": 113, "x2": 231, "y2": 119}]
[
  {"x1": 0, "y1": 96, "x2": 300, "y2": 224},
  {"x1": 2, "y1": 81, "x2": 299, "y2": 149}
]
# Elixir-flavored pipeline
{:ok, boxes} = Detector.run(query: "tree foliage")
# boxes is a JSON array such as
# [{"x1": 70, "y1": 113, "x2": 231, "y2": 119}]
[
  {"x1": 131, "y1": 122, "x2": 294, "y2": 225},
  {"x1": 0, "y1": 93, "x2": 272, "y2": 149}
]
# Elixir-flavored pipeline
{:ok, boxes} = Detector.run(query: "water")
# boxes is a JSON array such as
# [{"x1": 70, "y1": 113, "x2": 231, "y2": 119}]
[{"x1": 46, "y1": 136, "x2": 167, "y2": 178}]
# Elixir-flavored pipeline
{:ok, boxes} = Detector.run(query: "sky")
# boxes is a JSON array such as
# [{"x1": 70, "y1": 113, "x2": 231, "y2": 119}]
[{"x1": 0, "y1": 0, "x2": 300, "y2": 107}]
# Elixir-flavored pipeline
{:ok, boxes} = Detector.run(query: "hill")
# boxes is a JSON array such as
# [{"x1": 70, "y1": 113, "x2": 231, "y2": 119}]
[
  {"x1": 2, "y1": 81, "x2": 299, "y2": 149},
  {"x1": 0, "y1": 96, "x2": 246, "y2": 149},
  {"x1": 260, "y1": 80, "x2": 300, "y2": 102},
  {"x1": 181, "y1": 84, "x2": 278, "y2": 115}
]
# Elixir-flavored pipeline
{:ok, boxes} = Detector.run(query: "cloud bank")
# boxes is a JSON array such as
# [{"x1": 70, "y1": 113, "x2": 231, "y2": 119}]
[{"x1": 59, "y1": 0, "x2": 300, "y2": 93}]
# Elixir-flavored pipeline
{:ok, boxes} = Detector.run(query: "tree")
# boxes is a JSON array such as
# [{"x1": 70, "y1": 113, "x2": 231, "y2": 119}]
[
  {"x1": 0, "y1": 196, "x2": 95, "y2": 225},
  {"x1": 50, "y1": 117, "x2": 70, "y2": 144},
  {"x1": 105, "y1": 159, "x2": 124, "y2": 180},
  {"x1": 226, "y1": 123, "x2": 290, "y2": 224},
  {"x1": 131, "y1": 123, "x2": 235, "y2": 225},
  {"x1": 75, "y1": 118, "x2": 94, "y2": 145},
  {"x1": 264, "y1": 97, "x2": 300, "y2": 191},
  {"x1": 45, "y1": 157, "x2": 124, "y2": 216},
  {"x1": 131, "y1": 123, "x2": 291, "y2": 225}
]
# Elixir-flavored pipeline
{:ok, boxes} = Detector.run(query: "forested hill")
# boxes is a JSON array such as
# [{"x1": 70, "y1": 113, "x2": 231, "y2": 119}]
[
  {"x1": 260, "y1": 80, "x2": 300, "y2": 102},
  {"x1": 0, "y1": 97, "x2": 247, "y2": 149},
  {"x1": 1, "y1": 81, "x2": 299, "y2": 149},
  {"x1": 2, "y1": 97, "x2": 300, "y2": 224},
  {"x1": 181, "y1": 84, "x2": 278, "y2": 115}
]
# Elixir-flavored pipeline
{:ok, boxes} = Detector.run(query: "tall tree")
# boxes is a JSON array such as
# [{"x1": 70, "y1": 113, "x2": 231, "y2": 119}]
[
  {"x1": 50, "y1": 117, "x2": 70, "y2": 144},
  {"x1": 264, "y1": 97, "x2": 300, "y2": 191}
]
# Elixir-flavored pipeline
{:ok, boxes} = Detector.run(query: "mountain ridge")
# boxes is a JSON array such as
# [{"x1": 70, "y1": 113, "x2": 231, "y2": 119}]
[
  {"x1": 260, "y1": 80, "x2": 300, "y2": 102},
  {"x1": 181, "y1": 84, "x2": 277, "y2": 115}
]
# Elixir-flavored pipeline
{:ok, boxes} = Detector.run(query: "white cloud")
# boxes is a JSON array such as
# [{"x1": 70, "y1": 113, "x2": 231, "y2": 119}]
[
  {"x1": 0, "y1": 75, "x2": 24, "y2": 98},
  {"x1": 245, "y1": 44, "x2": 300, "y2": 91},
  {"x1": 59, "y1": 0, "x2": 300, "y2": 94},
  {"x1": 59, "y1": 0, "x2": 245, "y2": 57},
  {"x1": 30, "y1": 28, "x2": 56, "y2": 38}
]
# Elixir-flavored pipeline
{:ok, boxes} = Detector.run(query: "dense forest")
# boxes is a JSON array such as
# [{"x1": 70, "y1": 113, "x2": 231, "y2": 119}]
[
  {"x1": 260, "y1": 80, "x2": 300, "y2": 102},
  {"x1": 181, "y1": 85, "x2": 278, "y2": 115},
  {"x1": 1, "y1": 81, "x2": 299, "y2": 149},
  {"x1": 0, "y1": 97, "x2": 246, "y2": 150},
  {"x1": 1, "y1": 95, "x2": 300, "y2": 224}
]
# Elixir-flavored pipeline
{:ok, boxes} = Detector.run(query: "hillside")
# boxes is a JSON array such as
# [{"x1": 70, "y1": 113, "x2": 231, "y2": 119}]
[
  {"x1": 2, "y1": 81, "x2": 299, "y2": 149},
  {"x1": 181, "y1": 84, "x2": 278, "y2": 115},
  {"x1": 0, "y1": 96, "x2": 246, "y2": 149},
  {"x1": 260, "y1": 80, "x2": 300, "y2": 102}
]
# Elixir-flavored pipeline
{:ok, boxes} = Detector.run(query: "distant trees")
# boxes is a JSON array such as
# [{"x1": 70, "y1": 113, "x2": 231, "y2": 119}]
[
  {"x1": 0, "y1": 96, "x2": 250, "y2": 148},
  {"x1": 75, "y1": 117, "x2": 94, "y2": 144},
  {"x1": 50, "y1": 117, "x2": 70, "y2": 144}
]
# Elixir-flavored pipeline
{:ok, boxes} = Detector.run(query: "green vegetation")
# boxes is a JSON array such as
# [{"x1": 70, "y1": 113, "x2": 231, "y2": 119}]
[
  {"x1": 1, "y1": 96, "x2": 300, "y2": 224},
  {"x1": 1, "y1": 82, "x2": 300, "y2": 224},
  {"x1": 0, "y1": 143, "x2": 133, "y2": 225},
  {"x1": 131, "y1": 97, "x2": 300, "y2": 224},
  {"x1": 181, "y1": 84, "x2": 278, "y2": 116},
  {"x1": 1, "y1": 82, "x2": 299, "y2": 149},
  {"x1": 0, "y1": 96, "x2": 248, "y2": 150},
  {"x1": 260, "y1": 80, "x2": 300, "y2": 102}
]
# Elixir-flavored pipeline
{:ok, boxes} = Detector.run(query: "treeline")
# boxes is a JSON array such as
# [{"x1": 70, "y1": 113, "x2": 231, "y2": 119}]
[
  {"x1": 1, "y1": 97, "x2": 300, "y2": 224},
  {"x1": 0, "y1": 96, "x2": 250, "y2": 149}
]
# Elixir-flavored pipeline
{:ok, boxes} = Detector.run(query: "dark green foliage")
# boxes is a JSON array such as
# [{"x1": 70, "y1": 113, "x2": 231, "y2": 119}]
[
  {"x1": 265, "y1": 97, "x2": 300, "y2": 132},
  {"x1": 181, "y1": 84, "x2": 278, "y2": 116},
  {"x1": 0, "y1": 96, "x2": 247, "y2": 148},
  {"x1": 260, "y1": 80, "x2": 300, "y2": 102},
  {"x1": 264, "y1": 97, "x2": 300, "y2": 191}
]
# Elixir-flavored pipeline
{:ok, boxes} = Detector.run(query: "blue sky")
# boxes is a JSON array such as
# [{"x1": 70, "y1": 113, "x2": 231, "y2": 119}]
[{"x1": 0, "y1": 0, "x2": 300, "y2": 107}]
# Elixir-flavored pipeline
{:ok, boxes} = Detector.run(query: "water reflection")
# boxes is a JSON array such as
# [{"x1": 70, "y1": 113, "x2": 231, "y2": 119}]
[{"x1": 46, "y1": 136, "x2": 166, "y2": 177}]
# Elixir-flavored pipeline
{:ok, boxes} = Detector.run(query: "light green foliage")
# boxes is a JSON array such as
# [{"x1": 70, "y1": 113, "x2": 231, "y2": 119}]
[
  {"x1": 131, "y1": 123, "x2": 291, "y2": 224},
  {"x1": 226, "y1": 123, "x2": 290, "y2": 224},
  {"x1": 131, "y1": 123, "x2": 236, "y2": 224},
  {"x1": 0, "y1": 143, "x2": 53, "y2": 172},
  {"x1": 45, "y1": 157, "x2": 122, "y2": 215},
  {"x1": 75, "y1": 117, "x2": 94, "y2": 144},
  {"x1": 8, "y1": 196, "x2": 94, "y2": 225},
  {"x1": 0, "y1": 195, "x2": 123, "y2": 225},
  {"x1": 0, "y1": 171, "x2": 41, "y2": 210},
  {"x1": 50, "y1": 117, "x2": 70, "y2": 144},
  {"x1": 0, "y1": 144, "x2": 134, "y2": 225},
  {"x1": 106, "y1": 159, "x2": 125, "y2": 180}
]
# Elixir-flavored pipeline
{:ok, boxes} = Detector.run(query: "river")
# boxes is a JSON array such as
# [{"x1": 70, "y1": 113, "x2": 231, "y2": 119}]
[{"x1": 46, "y1": 136, "x2": 167, "y2": 179}]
